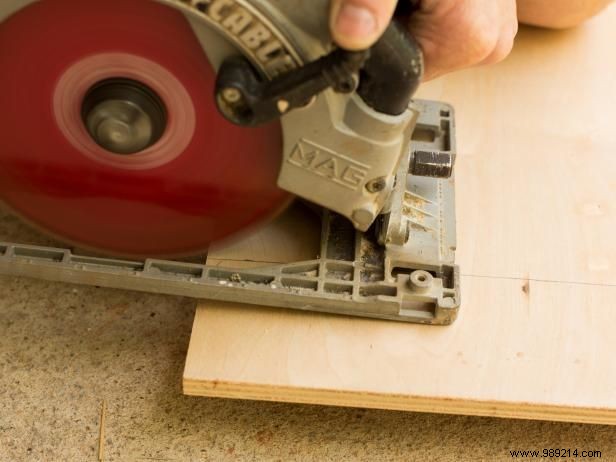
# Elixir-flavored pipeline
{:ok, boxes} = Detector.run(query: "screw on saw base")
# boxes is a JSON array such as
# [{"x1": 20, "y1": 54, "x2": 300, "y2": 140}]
[
  {"x1": 410, "y1": 150, "x2": 455, "y2": 179},
  {"x1": 408, "y1": 270, "x2": 433, "y2": 293}
]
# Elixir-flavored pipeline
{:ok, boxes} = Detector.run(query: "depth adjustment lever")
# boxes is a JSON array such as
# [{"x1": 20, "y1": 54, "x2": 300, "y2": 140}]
[{"x1": 215, "y1": 48, "x2": 370, "y2": 127}]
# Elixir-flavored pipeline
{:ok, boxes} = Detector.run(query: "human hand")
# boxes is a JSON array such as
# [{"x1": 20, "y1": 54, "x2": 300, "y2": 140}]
[{"x1": 329, "y1": 0, "x2": 518, "y2": 80}]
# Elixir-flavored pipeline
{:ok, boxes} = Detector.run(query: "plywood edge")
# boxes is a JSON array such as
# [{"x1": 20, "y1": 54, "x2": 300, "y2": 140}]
[{"x1": 182, "y1": 379, "x2": 616, "y2": 426}]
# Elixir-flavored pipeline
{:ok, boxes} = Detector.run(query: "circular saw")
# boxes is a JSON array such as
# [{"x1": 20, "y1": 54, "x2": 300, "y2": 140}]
[
  {"x1": 0, "y1": 0, "x2": 427, "y2": 257},
  {"x1": 0, "y1": 0, "x2": 460, "y2": 324}
]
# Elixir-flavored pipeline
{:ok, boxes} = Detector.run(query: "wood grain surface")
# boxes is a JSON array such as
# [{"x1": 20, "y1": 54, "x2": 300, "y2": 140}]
[{"x1": 184, "y1": 6, "x2": 616, "y2": 424}]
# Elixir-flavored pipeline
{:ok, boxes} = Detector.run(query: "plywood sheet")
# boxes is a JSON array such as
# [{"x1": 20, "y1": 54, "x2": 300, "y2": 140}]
[{"x1": 184, "y1": 7, "x2": 616, "y2": 424}]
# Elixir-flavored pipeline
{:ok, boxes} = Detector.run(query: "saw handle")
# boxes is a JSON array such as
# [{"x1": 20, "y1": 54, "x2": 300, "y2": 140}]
[
  {"x1": 215, "y1": 48, "x2": 370, "y2": 126},
  {"x1": 214, "y1": 10, "x2": 423, "y2": 125},
  {"x1": 356, "y1": 19, "x2": 424, "y2": 115}
]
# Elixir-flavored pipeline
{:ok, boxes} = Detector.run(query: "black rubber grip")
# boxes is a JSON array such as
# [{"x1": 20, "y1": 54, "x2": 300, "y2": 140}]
[{"x1": 357, "y1": 20, "x2": 423, "y2": 115}]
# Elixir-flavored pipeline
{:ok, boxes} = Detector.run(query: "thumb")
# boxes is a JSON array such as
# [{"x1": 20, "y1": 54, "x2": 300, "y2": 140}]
[{"x1": 330, "y1": 0, "x2": 398, "y2": 50}]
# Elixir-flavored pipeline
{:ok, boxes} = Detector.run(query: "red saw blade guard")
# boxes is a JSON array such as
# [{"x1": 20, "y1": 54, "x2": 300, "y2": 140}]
[{"x1": 0, "y1": 0, "x2": 290, "y2": 257}]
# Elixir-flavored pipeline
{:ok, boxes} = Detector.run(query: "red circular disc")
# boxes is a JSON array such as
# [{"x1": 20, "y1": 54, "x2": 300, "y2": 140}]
[{"x1": 0, "y1": 0, "x2": 291, "y2": 257}]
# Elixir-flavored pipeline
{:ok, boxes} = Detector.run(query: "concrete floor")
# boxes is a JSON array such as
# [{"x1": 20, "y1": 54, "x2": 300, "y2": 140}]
[{"x1": 1, "y1": 211, "x2": 615, "y2": 461}]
